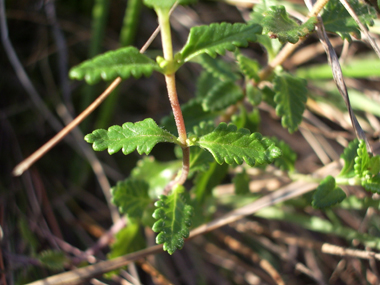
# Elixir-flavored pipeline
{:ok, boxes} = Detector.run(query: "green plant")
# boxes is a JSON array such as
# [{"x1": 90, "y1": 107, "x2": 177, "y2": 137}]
[
  {"x1": 68, "y1": 0, "x2": 380, "y2": 257},
  {"x1": 8, "y1": 0, "x2": 380, "y2": 283}
]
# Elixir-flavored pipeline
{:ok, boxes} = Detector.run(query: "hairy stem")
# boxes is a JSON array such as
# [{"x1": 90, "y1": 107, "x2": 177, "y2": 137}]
[{"x1": 157, "y1": 6, "x2": 189, "y2": 191}]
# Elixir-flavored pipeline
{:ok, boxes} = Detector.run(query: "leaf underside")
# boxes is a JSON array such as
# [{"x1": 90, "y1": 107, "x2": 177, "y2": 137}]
[
  {"x1": 262, "y1": 6, "x2": 317, "y2": 44},
  {"x1": 152, "y1": 186, "x2": 193, "y2": 255},
  {"x1": 69, "y1": 46, "x2": 161, "y2": 84},
  {"x1": 111, "y1": 178, "x2": 152, "y2": 219},
  {"x1": 193, "y1": 122, "x2": 281, "y2": 166},
  {"x1": 274, "y1": 74, "x2": 308, "y2": 133},
  {"x1": 84, "y1": 118, "x2": 178, "y2": 155},
  {"x1": 179, "y1": 22, "x2": 262, "y2": 62},
  {"x1": 312, "y1": 175, "x2": 346, "y2": 208}
]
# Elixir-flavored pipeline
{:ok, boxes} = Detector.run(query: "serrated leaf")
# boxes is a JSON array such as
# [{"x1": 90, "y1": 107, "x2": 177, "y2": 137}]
[
  {"x1": 111, "y1": 178, "x2": 152, "y2": 218},
  {"x1": 37, "y1": 250, "x2": 67, "y2": 271},
  {"x1": 69, "y1": 46, "x2": 161, "y2": 85},
  {"x1": 271, "y1": 137, "x2": 297, "y2": 171},
  {"x1": 354, "y1": 140, "x2": 370, "y2": 178},
  {"x1": 152, "y1": 185, "x2": 193, "y2": 255},
  {"x1": 363, "y1": 174, "x2": 380, "y2": 193},
  {"x1": 237, "y1": 54, "x2": 260, "y2": 82},
  {"x1": 262, "y1": 85, "x2": 276, "y2": 108},
  {"x1": 179, "y1": 22, "x2": 262, "y2": 62},
  {"x1": 202, "y1": 80, "x2": 244, "y2": 112},
  {"x1": 143, "y1": 0, "x2": 196, "y2": 9},
  {"x1": 196, "y1": 71, "x2": 221, "y2": 99},
  {"x1": 131, "y1": 156, "x2": 182, "y2": 198},
  {"x1": 338, "y1": 139, "x2": 359, "y2": 178},
  {"x1": 250, "y1": 3, "x2": 282, "y2": 60},
  {"x1": 85, "y1": 118, "x2": 178, "y2": 155},
  {"x1": 193, "y1": 54, "x2": 240, "y2": 81},
  {"x1": 262, "y1": 6, "x2": 317, "y2": 44},
  {"x1": 187, "y1": 122, "x2": 216, "y2": 175},
  {"x1": 160, "y1": 99, "x2": 219, "y2": 136},
  {"x1": 191, "y1": 121, "x2": 216, "y2": 137},
  {"x1": 322, "y1": 0, "x2": 376, "y2": 40},
  {"x1": 274, "y1": 74, "x2": 308, "y2": 133},
  {"x1": 191, "y1": 123, "x2": 281, "y2": 166},
  {"x1": 246, "y1": 83, "x2": 262, "y2": 106},
  {"x1": 108, "y1": 222, "x2": 145, "y2": 259},
  {"x1": 312, "y1": 176, "x2": 346, "y2": 208},
  {"x1": 233, "y1": 171, "x2": 250, "y2": 195}
]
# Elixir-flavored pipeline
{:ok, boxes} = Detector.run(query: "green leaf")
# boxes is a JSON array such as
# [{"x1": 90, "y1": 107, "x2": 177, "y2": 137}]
[
  {"x1": 322, "y1": 0, "x2": 376, "y2": 40},
  {"x1": 105, "y1": 221, "x2": 146, "y2": 278},
  {"x1": 189, "y1": 147, "x2": 215, "y2": 175},
  {"x1": 37, "y1": 250, "x2": 67, "y2": 271},
  {"x1": 262, "y1": 85, "x2": 276, "y2": 108},
  {"x1": 274, "y1": 74, "x2": 308, "y2": 133},
  {"x1": 354, "y1": 140, "x2": 370, "y2": 178},
  {"x1": 152, "y1": 185, "x2": 193, "y2": 255},
  {"x1": 160, "y1": 99, "x2": 219, "y2": 136},
  {"x1": 231, "y1": 107, "x2": 260, "y2": 133},
  {"x1": 85, "y1": 118, "x2": 178, "y2": 155},
  {"x1": 188, "y1": 122, "x2": 217, "y2": 175},
  {"x1": 191, "y1": 121, "x2": 216, "y2": 137},
  {"x1": 201, "y1": 80, "x2": 244, "y2": 112},
  {"x1": 69, "y1": 46, "x2": 161, "y2": 85},
  {"x1": 179, "y1": 22, "x2": 262, "y2": 62},
  {"x1": 271, "y1": 137, "x2": 297, "y2": 172},
  {"x1": 193, "y1": 162, "x2": 229, "y2": 203},
  {"x1": 194, "y1": 54, "x2": 240, "y2": 81},
  {"x1": 143, "y1": 0, "x2": 196, "y2": 9},
  {"x1": 262, "y1": 6, "x2": 317, "y2": 44},
  {"x1": 338, "y1": 139, "x2": 359, "y2": 178},
  {"x1": 196, "y1": 71, "x2": 221, "y2": 99},
  {"x1": 236, "y1": 54, "x2": 260, "y2": 82},
  {"x1": 312, "y1": 176, "x2": 346, "y2": 208},
  {"x1": 363, "y1": 174, "x2": 380, "y2": 193},
  {"x1": 246, "y1": 83, "x2": 262, "y2": 106},
  {"x1": 233, "y1": 171, "x2": 250, "y2": 195},
  {"x1": 191, "y1": 123, "x2": 281, "y2": 166},
  {"x1": 131, "y1": 156, "x2": 182, "y2": 198},
  {"x1": 108, "y1": 221, "x2": 145, "y2": 259},
  {"x1": 111, "y1": 178, "x2": 152, "y2": 218}
]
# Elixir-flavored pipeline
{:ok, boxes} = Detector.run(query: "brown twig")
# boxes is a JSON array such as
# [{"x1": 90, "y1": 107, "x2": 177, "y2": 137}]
[{"x1": 12, "y1": 77, "x2": 122, "y2": 176}]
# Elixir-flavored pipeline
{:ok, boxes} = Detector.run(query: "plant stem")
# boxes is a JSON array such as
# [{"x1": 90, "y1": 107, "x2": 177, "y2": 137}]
[{"x1": 157, "y1": 6, "x2": 189, "y2": 191}]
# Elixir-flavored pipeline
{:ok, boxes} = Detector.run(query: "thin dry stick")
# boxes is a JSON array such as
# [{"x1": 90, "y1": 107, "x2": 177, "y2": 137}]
[
  {"x1": 338, "y1": 0, "x2": 380, "y2": 59},
  {"x1": 12, "y1": 77, "x2": 122, "y2": 176},
  {"x1": 137, "y1": 259, "x2": 173, "y2": 285},
  {"x1": 217, "y1": 231, "x2": 285, "y2": 285}
]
